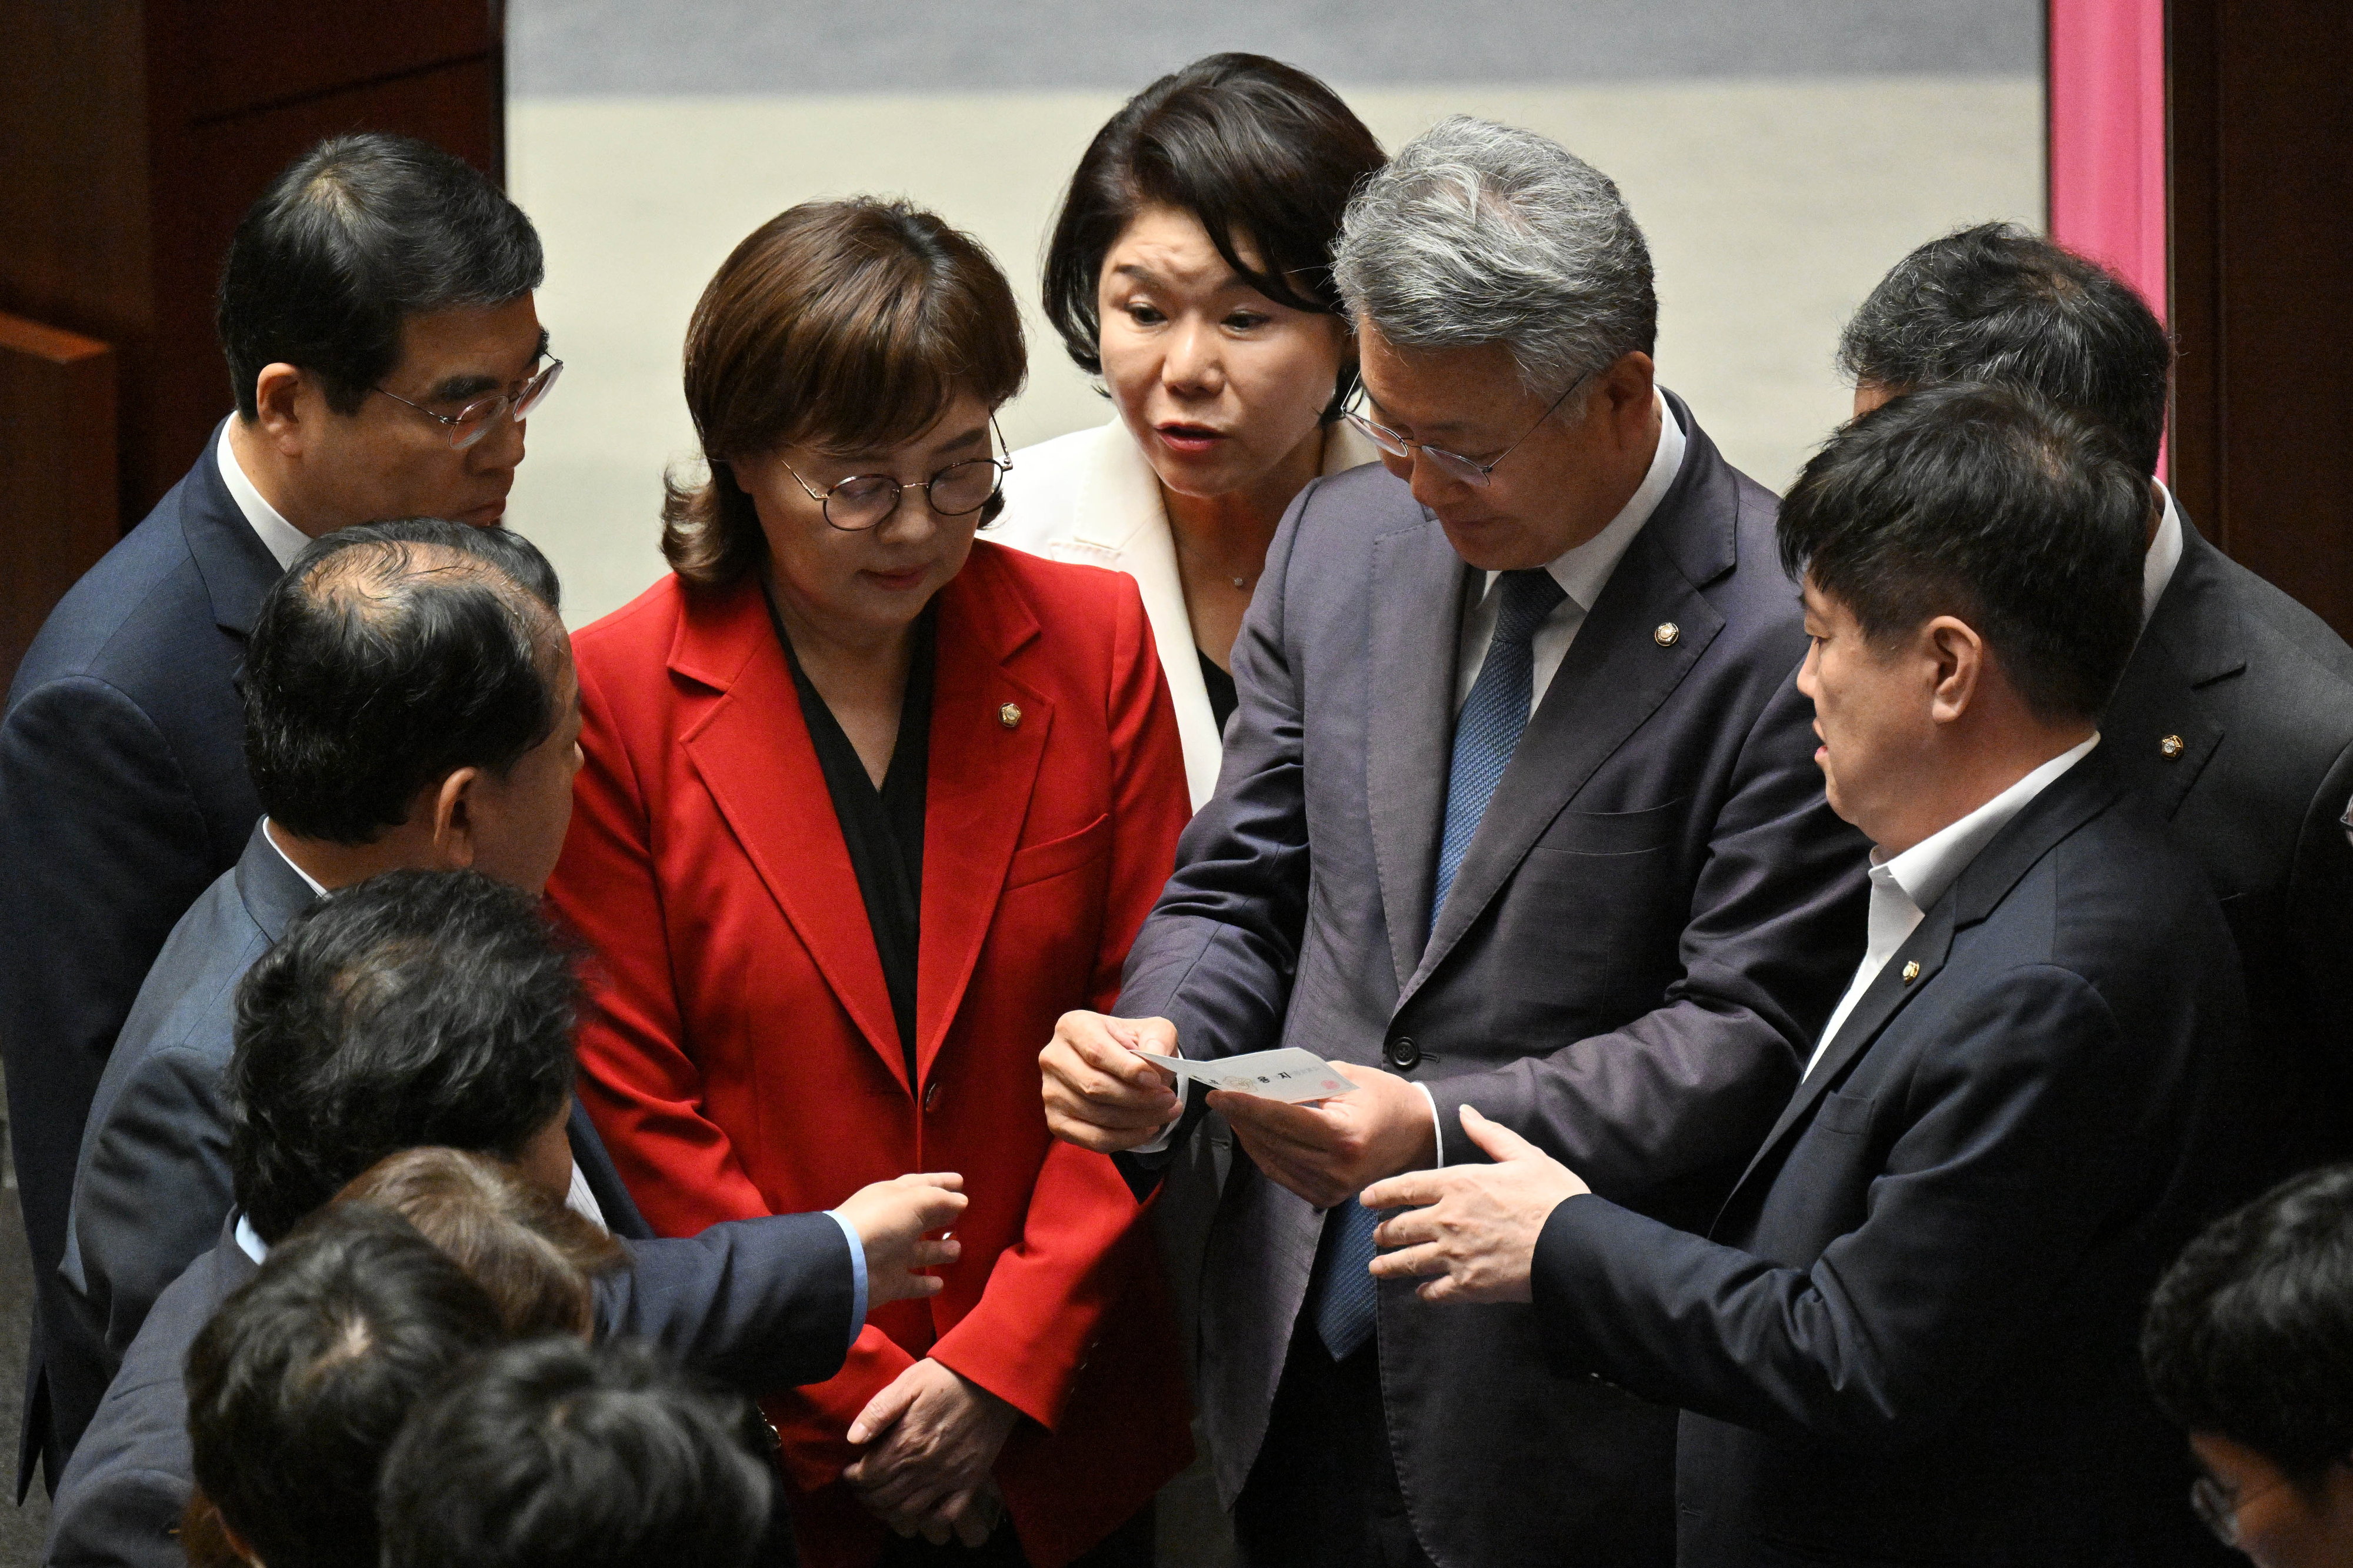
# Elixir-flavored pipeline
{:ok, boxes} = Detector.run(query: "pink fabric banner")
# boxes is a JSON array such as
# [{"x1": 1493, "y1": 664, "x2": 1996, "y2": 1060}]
[{"x1": 2047, "y1": 0, "x2": 2168, "y2": 473}]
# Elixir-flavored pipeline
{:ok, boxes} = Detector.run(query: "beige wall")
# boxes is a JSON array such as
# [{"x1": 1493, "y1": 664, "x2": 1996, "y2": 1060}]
[{"x1": 506, "y1": 76, "x2": 2042, "y2": 626}]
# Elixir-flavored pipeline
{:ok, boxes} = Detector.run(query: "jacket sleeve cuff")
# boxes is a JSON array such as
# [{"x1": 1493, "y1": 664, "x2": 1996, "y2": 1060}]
[{"x1": 823, "y1": 1209, "x2": 868, "y2": 1355}]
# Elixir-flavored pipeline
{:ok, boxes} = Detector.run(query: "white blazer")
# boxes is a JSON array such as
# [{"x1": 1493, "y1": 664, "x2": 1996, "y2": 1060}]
[{"x1": 991, "y1": 415, "x2": 1380, "y2": 808}]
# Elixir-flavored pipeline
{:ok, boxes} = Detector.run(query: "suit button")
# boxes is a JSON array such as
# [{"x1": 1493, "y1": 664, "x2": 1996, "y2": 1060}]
[
  {"x1": 923, "y1": 1082, "x2": 941, "y2": 1112},
  {"x1": 1385, "y1": 1036, "x2": 1420, "y2": 1070}
]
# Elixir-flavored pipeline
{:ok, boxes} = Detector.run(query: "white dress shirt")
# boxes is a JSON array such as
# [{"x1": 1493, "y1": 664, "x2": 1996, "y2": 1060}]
[
  {"x1": 2144, "y1": 484, "x2": 2184, "y2": 626},
  {"x1": 1802, "y1": 735, "x2": 2101, "y2": 1080},
  {"x1": 1454, "y1": 392, "x2": 1688, "y2": 715},
  {"x1": 217, "y1": 421, "x2": 312, "y2": 571}
]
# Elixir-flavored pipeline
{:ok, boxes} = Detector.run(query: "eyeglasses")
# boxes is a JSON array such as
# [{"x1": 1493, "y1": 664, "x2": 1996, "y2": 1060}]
[
  {"x1": 779, "y1": 420, "x2": 1013, "y2": 533},
  {"x1": 2191, "y1": 1469, "x2": 2291, "y2": 1549},
  {"x1": 1343, "y1": 369, "x2": 1592, "y2": 489},
  {"x1": 372, "y1": 358, "x2": 565, "y2": 451}
]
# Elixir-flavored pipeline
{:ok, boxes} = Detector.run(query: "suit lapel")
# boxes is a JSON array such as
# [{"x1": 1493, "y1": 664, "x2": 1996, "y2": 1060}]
[
  {"x1": 677, "y1": 582, "x2": 907, "y2": 1087},
  {"x1": 2103, "y1": 521, "x2": 2243, "y2": 818},
  {"x1": 1399, "y1": 439, "x2": 1734, "y2": 1007},
  {"x1": 1364, "y1": 521, "x2": 1468, "y2": 992},
  {"x1": 232, "y1": 820, "x2": 321, "y2": 942},
  {"x1": 912, "y1": 548, "x2": 1050, "y2": 1085},
  {"x1": 182, "y1": 420, "x2": 287, "y2": 637}
]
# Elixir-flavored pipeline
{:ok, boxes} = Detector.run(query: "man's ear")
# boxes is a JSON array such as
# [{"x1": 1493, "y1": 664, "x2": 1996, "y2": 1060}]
[
  {"x1": 248, "y1": 362, "x2": 314, "y2": 455},
  {"x1": 1598, "y1": 350, "x2": 1657, "y2": 438},
  {"x1": 1925, "y1": 615, "x2": 1986, "y2": 725},
  {"x1": 428, "y1": 766, "x2": 485, "y2": 870}
]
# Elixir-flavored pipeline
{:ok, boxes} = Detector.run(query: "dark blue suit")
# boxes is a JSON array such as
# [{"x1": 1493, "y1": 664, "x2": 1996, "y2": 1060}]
[
  {"x1": 0, "y1": 432, "x2": 273, "y2": 1493},
  {"x1": 1528, "y1": 748, "x2": 2241, "y2": 1566},
  {"x1": 44, "y1": 1199, "x2": 852, "y2": 1568}
]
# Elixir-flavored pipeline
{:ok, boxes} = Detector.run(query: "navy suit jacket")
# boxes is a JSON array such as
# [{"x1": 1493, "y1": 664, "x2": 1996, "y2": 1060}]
[
  {"x1": 2103, "y1": 514, "x2": 2353, "y2": 1196},
  {"x1": 0, "y1": 432, "x2": 273, "y2": 1493},
  {"x1": 1116, "y1": 399, "x2": 1869, "y2": 1567},
  {"x1": 45, "y1": 1199, "x2": 852, "y2": 1568},
  {"x1": 1529, "y1": 748, "x2": 2241, "y2": 1567}
]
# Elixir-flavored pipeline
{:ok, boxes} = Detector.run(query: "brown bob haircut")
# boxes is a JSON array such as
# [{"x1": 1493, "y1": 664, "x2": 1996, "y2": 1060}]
[
  {"x1": 1042, "y1": 53, "x2": 1385, "y2": 419},
  {"x1": 663, "y1": 198, "x2": 1027, "y2": 592}
]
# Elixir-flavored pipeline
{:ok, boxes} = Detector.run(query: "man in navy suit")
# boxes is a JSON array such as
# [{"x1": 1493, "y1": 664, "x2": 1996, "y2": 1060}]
[
  {"x1": 1365, "y1": 383, "x2": 2241, "y2": 1566},
  {"x1": 1840, "y1": 223, "x2": 2353, "y2": 1203},
  {"x1": 46, "y1": 869, "x2": 967, "y2": 1568},
  {"x1": 0, "y1": 130, "x2": 560, "y2": 1493}
]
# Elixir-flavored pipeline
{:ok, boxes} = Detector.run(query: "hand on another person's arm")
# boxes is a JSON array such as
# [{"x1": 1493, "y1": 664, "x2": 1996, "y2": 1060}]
[
  {"x1": 833, "y1": 1173, "x2": 966, "y2": 1309},
  {"x1": 1039, "y1": 1010, "x2": 1185, "y2": 1152},
  {"x1": 1211, "y1": 1062, "x2": 1439, "y2": 1209},
  {"x1": 843, "y1": 1357, "x2": 1021, "y2": 1545},
  {"x1": 1361, "y1": 1106, "x2": 1591, "y2": 1303}
]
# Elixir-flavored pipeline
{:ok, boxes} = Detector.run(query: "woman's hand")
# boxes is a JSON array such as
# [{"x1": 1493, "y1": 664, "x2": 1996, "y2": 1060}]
[{"x1": 843, "y1": 1358, "x2": 1020, "y2": 1544}]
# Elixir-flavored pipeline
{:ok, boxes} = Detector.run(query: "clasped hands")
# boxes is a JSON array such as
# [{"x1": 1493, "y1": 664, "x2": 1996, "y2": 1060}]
[
  {"x1": 1040, "y1": 1010, "x2": 1594, "y2": 1302},
  {"x1": 831, "y1": 1173, "x2": 1016, "y2": 1546}
]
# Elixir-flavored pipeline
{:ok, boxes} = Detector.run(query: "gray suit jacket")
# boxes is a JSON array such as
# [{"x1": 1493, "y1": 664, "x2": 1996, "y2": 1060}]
[
  {"x1": 1116, "y1": 400, "x2": 1869, "y2": 1568},
  {"x1": 46, "y1": 1209, "x2": 855, "y2": 1568}
]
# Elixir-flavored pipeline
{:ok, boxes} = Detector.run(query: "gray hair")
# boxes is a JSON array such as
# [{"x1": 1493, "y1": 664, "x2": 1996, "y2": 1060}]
[{"x1": 1332, "y1": 116, "x2": 1655, "y2": 402}]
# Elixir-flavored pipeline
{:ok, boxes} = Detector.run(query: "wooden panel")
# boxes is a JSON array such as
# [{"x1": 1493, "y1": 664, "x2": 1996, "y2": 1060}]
[
  {"x1": 2168, "y1": 0, "x2": 2353, "y2": 634},
  {"x1": 0, "y1": 316, "x2": 118, "y2": 690},
  {"x1": 129, "y1": 55, "x2": 506, "y2": 519},
  {"x1": 185, "y1": 0, "x2": 499, "y2": 122}
]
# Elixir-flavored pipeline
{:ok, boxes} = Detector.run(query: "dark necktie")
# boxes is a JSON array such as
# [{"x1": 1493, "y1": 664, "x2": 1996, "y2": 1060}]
[{"x1": 1313, "y1": 566, "x2": 1565, "y2": 1362}]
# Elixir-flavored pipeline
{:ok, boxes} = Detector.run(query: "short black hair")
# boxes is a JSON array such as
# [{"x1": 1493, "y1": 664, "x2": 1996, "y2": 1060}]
[
  {"x1": 229, "y1": 869, "x2": 579, "y2": 1243},
  {"x1": 1839, "y1": 222, "x2": 2173, "y2": 477},
  {"x1": 218, "y1": 132, "x2": 544, "y2": 419},
  {"x1": 187, "y1": 1202, "x2": 506, "y2": 1568},
  {"x1": 2144, "y1": 1166, "x2": 2353, "y2": 1484},
  {"x1": 244, "y1": 518, "x2": 563, "y2": 845},
  {"x1": 1042, "y1": 52, "x2": 1385, "y2": 417},
  {"x1": 378, "y1": 1337, "x2": 778, "y2": 1568},
  {"x1": 1778, "y1": 381, "x2": 2149, "y2": 723}
]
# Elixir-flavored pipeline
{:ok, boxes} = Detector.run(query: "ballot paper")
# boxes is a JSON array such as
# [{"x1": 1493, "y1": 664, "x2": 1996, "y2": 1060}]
[{"x1": 1131, "y1": 1046, "x2": 1358, "y2": 1105}]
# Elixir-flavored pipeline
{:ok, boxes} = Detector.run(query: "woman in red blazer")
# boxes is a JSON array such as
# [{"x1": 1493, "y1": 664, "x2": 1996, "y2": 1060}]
[{"x1": 545, "y1": 201, "x2": 1191, "y2": 1567}]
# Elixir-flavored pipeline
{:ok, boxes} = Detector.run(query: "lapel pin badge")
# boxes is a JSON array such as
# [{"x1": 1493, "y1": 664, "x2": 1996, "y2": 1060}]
[
  {"x1": 1653, "y1": 622, "x2": 1680, "y2": 648},
  {"x1": 999, "y1": 702, "x2": 1022, "y2": 730},
  {"x1": 2159, "y1": 733, "x2": 2185, "y2": 759},
  {"x1": 1901, "y1": 961, "x2": 1920, "y2": 985}
]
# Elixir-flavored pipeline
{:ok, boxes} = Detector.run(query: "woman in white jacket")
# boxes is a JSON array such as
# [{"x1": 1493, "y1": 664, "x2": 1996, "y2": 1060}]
[{"x1": 993, "y1": 54, "x2": 1384, "y2": 809}]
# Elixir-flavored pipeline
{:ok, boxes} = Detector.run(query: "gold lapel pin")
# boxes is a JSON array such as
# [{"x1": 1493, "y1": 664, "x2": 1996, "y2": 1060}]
[
  {"x1": 1653, "y1": 622, "x2": 1680, "y2": 648},
  {"x1": 1901, "y1": 961, "x2": 1920, "y2": 985},
  {"x1": 999, "y1": 702, "x2": 1022, "y2": 730},
  {"x1": 2159, "y1": 733, "x2": 2185, "y2": 759}
]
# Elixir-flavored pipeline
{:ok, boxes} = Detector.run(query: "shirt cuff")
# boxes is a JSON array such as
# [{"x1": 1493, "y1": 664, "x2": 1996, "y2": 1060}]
[
  {"x1": 1416, "y1": 1083, "x2": 1445, "y2": 1170},
  {"x1": 823, "y1": 1209, "x2": 868, "y2": 1349},
  {"x1": 1131, "y1": 1108, "x2": 1185, "y2": 1156}
]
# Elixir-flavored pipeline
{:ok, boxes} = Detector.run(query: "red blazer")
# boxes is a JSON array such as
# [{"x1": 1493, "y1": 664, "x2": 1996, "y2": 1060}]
[{"x1": 547, "y1": 543, "x2": 1193, "y2": 1567}]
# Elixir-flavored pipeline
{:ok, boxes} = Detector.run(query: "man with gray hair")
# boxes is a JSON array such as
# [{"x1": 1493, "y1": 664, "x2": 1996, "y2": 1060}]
[{"x1": 1041, "y1": 116, "x2": 1868, "y2": 1567}]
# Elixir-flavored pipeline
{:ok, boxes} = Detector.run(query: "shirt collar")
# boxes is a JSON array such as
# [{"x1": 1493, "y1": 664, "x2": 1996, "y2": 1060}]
[
  {"x1": 1876, "y1": 733, "x2": 2101, "y2": 916},
  {"x1": 2144, "y1": 482, "x2": 2185, "y2": 626},
  {"x1": 261, "y1": 818, "x2": 332, "y2": 899},
  {"x1": 234, "y1": 1212, "x2": 269, "y2": 1265},
  {"x1": 1487, "y1": 389, "x2": 1687, "y2": 610},
  {"x1": 216, "y1": 419, "x2": 313, "y2": 572}
]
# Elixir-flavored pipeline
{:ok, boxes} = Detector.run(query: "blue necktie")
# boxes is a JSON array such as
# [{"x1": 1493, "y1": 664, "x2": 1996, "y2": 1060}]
[{"x1": 1314, "y1": 567, "x2": 1565, "y2": 1362}]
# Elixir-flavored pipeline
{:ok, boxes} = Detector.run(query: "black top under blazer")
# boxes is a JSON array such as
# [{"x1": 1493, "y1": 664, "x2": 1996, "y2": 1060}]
[
  {"x1": 1530, "y1": 746, "x2": 2243, "y2": 1568},
  {"x1": 1117, "y1": 398, "x2": 1871, "y2": 1568},
  {"x1": 0, "y1": 431, "x2": 273, "y2": 1493}
]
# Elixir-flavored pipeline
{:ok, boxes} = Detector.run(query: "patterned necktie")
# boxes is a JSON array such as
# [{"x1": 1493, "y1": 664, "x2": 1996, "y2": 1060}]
[{"x1": 1314, "y1": 566, "x2": 1565, "y2": 1363}]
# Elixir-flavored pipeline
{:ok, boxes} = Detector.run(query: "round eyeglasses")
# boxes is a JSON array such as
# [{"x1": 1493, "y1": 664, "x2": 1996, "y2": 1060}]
[
  {"x1": 2191, "y1": 1468, "x2": 2292, "y2": 1550},
  {"x1": 779, "y1": 420, "x2": 1013, "y2": 532},
  {"x1": 372, "y1": 357, "x2": 565, "y2": 451},
  {"x1": 1343, "y1": 369, "x2": 1593, "y2": 489}
]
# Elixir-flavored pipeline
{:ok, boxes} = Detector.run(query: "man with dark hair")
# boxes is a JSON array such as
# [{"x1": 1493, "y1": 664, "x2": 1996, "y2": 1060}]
[
  {"x1": 186, "y1": 1205, "x2": 509, "y2": 1568},
  {"x1": 48, "y1": 517, "x2": 580, "y2": 1462},
  {"x1": 1359, "y1": 383, "x2": 2242, "y2": 1566},
  {"x1": 48, "y1": 869, "x2": 963, "y2": 1568},
  {"x1": 0, "y1": 130, "x2": 560, "y2": 1493},
  {"x1": 2144, "y1": 1166, "x2": 2353, "y2": 1565},
  {"x1": 1842, "y1": 221, "x2": 2353, "y2": 1203},
  {"x1": 379, "y1": 1337, "x2": 782, "y2": 1568}
]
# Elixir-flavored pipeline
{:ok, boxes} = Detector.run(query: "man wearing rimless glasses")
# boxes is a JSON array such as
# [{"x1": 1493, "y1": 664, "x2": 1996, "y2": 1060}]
[
  {"x1": 0, "y1": 130, "x2": 556, "y2": 1496},
  {"x1": 1042, "y1": 117, "x2": 1868, "y2": 1568}
]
